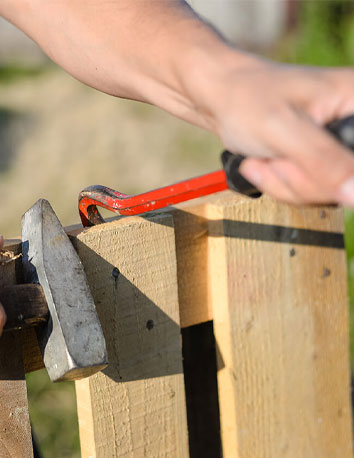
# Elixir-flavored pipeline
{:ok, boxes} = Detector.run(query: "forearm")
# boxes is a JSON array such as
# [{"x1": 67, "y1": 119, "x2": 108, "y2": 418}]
[{"x1": 0, "y1": 0, "x2": 253, "y2": 130}]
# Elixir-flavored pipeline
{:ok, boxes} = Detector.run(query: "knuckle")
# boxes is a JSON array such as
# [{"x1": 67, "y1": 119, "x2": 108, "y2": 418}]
[{"x1": 262, "y1": 105, "x2": 294, "y2": 137}]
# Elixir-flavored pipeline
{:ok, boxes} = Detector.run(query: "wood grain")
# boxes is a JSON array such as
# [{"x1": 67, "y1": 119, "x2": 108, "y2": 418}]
[
  {"x1": 2, "y1": 192, "x2": 353, "y2": 458},
  {"x1": 162, "y1": 191, "x2": 346, "y2": 328},
  {"x1": 1, "y1": 284, "x2": 48, "y2": 331},
  {"x1": 18, "y1": 191, "x2": 347, "y2": 371},
  {"x1": 0, "y1": 241, "x2": 33, "y2": 458},
  {"x1": 206, "y1": 195, "x2": 353, "y2": 458},
  {"x1": 73, "y1": 214, "x2": 189, "y2": 457},
  {"x1": 172, "y1": 203, "x2": 211, "y2": 327}
]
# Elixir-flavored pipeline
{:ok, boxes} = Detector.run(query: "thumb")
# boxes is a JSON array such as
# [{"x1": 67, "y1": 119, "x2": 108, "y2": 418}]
[{"x1": 0, "y1": 303, "x2": 6, "y2": 336}]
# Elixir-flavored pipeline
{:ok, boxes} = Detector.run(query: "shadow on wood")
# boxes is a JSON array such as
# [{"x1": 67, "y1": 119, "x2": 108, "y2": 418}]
[{"x1": 73, "y1": 237, "x2": 184, "y2": 382}]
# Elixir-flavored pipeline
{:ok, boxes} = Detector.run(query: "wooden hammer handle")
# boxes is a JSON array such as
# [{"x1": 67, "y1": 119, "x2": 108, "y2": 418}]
[{"x1": 0, "y1": 284, "x2": 48, "y2": 332}]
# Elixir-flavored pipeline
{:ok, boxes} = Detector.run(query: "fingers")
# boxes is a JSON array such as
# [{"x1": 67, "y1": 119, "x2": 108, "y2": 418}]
[
  {"x1": 240, "y1": 156, "x2": 336, "y2": 205},
  {"x1": 261, "y1": 110, "x2": 354, "y2": 206},
  {"x1": 267, "y1": 158, "x2": 334, "y2": 203},
  {"x1": 240, "y1": 158, "x2": 302, "y2": 204}
]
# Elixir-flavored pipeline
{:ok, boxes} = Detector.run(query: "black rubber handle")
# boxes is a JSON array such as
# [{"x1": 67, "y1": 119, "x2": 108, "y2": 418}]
[{"x1": 221, "y1": 114, "x2": 354, "y2": 198}]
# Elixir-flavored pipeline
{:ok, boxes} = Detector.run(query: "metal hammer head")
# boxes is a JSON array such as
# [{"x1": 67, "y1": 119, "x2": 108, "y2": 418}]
[{"x1": 22, "y1": 199, "x2": 108, "y2": 382}]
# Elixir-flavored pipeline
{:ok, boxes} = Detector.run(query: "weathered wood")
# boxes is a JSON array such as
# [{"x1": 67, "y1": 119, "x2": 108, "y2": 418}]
[
  {"x1": 2, "y1": 191, "x2": 353, "y2": 458},
  {"x1": 1, "y1": 284, "x2": 48, "y2": 331},
  {"x1": 0, "y1": 240, "x2": 45, "y2": 374},
  {"x1": 6, "y1": 191, "x2": 352, "y2": 350},
  {"x1": 73, "y1": 214, "x2": 189, "y2": 457},
  {"x1": 206, "y1": 194, "x2": 353, "y2": 457},
  {"x1": 21, "y1": 328, "x2": 43, "y2": 374},
  {"x1": 0, "y1": 241, "x2": 33, "y2": 458},
  {"x1": 19, "y1": 197, "x2": 217, "y2": 372}
]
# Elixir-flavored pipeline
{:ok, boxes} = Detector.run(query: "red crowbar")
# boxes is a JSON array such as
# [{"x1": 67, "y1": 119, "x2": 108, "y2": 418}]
[
  {"x1": 78, "y1": 151, "x2": 261, "y2": 227},
  {"x1": 79, "y1": 116, "x2": 354, "y2": 227}
]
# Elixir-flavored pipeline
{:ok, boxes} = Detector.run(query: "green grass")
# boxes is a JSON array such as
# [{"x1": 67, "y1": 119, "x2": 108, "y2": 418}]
[
  {"x1": 26, "y1": 370, "x2": 80, "y2": 458},
  {"x1": 273, "y1": 0, "x2": 354, "y2": 67},
  {"x1": 0, "y1": 64, "x2": 48, "y2": 84},
  {"x1": 345, "y1": 213, "x2": 354, "y2": 365}
]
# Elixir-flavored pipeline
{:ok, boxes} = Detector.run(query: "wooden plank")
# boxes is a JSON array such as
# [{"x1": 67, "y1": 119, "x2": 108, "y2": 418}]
[
  {"x1": 8, "y1": 200, "x2": 214, "y2": 374},
  {"x1": 21, "y1": 329, "x2": 44, "y2": 374},
  {"x1": 11, "y1": 191, "x2": 348, "y2": 372},
  {"x1": 1, "y1": 284, "x2": 47, "y2": 331},
  {"x1": 2, "y1": 192, "x2": 352, "y2": 458},
  {"x1": 73, "y1": 214, "x2": 189, "y2": 457},
  {"x1": 172, "y1": 203, "x2": 211, "y2": 327},
  {"x1": 168, "y1": 190, "x2": 345, "y2": 328},
  {"x1": 206, "y1": 195, "x2": 353, "y2": 457},
  {"x1": 0, "y1": 240, "x2": 44, "y2": 374},
  {"x1": 0, "y1": 241, "x2": 33, "y2": 458}
]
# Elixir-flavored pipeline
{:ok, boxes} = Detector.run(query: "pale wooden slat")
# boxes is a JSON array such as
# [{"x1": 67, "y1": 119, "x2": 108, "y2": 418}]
[
  {"x1": 0, "y1": 333, "x2": 33, "y2": 458},
  {"x1": 73, "y1": 214, "x2": 189, "y2": 457},
  {"x1": 170, "y1": 191, "x2": 345, "y2": 328},
  {"x1": 0, "y1": 241, "x2": 33, "y2": 458},
  {"x1": 172, "y1": 203, "x2": 212, "y2": 328},
  {"x1": 2, "y1": 192, "x2": 353, "y2": 458},
  {"x1": 13, "y1": 191, "x2": 348, "y2": 373},
  {"x1": 206, "y1": 197, "x2": 353, "y2": 458}
]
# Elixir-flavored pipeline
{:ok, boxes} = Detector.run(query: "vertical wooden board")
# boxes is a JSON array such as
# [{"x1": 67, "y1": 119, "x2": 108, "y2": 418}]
[
  {"x1": 172, "y1": 204, "x2": 212, "y2": 328},
  {"x1": 207, "y1": 198, "x2": 353, "y2": 458},
  {"x1": 0, "y1": 242, "x2": 33, "y2": 458},
  {"x1": 167, "y1": 190, "x2": 345, "y2": 329},
  {"x1": 73, "y1": 214, "x2": 189, "y2": 457},
  {"x1": 0, "y1": 333, "x2": 33, "y2": 458},
  {"x1": 75, "y1": 378, "x2": 96, "y2": 458}
]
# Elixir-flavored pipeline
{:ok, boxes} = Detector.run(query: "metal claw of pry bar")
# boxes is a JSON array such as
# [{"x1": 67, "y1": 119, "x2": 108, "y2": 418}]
[{"x1": 79, "y1": 115, "x2": 354, "y2": 228}]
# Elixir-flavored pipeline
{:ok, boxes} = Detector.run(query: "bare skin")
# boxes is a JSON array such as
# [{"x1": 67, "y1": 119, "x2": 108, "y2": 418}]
[
  {"x1": 0, "y1": 236, "x2": 6, "y2": 335},
  {"x1": 1, "y1": 0, "x2": 354, "y2": 205}
]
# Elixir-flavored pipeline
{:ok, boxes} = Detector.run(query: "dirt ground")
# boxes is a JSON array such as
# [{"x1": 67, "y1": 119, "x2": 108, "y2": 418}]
[{"x1": 0, "y1": 68, "x2": 221, "y2": 237}]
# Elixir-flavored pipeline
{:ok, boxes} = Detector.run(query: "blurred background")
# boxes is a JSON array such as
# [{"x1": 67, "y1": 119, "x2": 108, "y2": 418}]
[{"x1": 1, "y1": 1, "x2": 354, "y2": 456}]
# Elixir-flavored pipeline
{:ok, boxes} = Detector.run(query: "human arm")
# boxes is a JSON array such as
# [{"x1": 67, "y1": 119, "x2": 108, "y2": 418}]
[{"x1": 1, "y1": 0, "x2": 354, "y2": 205}]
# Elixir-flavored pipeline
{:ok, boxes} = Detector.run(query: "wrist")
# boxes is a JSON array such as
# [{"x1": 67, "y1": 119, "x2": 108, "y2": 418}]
[{"x1": 175, "y1": 40, "x2": 267, "y2": 133}]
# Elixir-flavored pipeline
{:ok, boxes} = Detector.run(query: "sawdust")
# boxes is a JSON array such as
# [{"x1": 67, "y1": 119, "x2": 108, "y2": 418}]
[{"x1": 0, "y1": 250, "x2": 21, "y2": 265}]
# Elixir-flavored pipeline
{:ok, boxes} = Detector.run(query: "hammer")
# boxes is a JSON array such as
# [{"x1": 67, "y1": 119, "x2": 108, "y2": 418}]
[{"x1": 0, "y1": 199, "x2": 108, "y2": 382}]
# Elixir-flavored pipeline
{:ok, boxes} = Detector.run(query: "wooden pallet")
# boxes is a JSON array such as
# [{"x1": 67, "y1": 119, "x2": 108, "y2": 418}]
[{"x1": 0, "y1": 191, "x2": 352, "y2": 457}]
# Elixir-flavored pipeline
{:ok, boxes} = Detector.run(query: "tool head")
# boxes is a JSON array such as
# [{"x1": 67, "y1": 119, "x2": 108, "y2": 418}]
[{"x1": 22, "y1": 199, "x2": 108, "y2": 382}]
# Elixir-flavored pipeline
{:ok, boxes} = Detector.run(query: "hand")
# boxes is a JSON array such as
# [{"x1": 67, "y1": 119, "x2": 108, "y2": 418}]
[
  {"x1": 193, "y1": 57, "x2": 354, "y2": 206},
  {"x1": 2, "y1": 1, "x2": 354, "y2": 206},
  {"x1": 0, "y1": 236, "x2": 7, "y2": 336}
]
